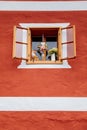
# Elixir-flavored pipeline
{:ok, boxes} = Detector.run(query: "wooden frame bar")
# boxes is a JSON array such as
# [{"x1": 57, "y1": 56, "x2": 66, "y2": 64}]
[
  {"x1": 62, "y1": 57, "x2": 76, "y2": 60},
  {"x1": 61, "y1": 25, "x2": 74, "y2": 30},
  {"x1": 13, "y1": 26, "x2": 16, "y2": 58},
  {"x1": 73, "y1": 25, "x2": 76, "y2": 57},
  {"x1": 30, "y1": 27, "x2": 58, "y2": 29},
  {"x1": 42, "y1": 34, "x2": 46, "y2": 61},
  {"x1": 16, "y1": 26, "x2": 28, "y2": 30},
  {"x1": 16, "y1": 41, "x2": 28, "y2": 45},
  {"x1": 58, "y1": 27, "x2": 62, "y2": 61},
  {"x1": 26, "y1": 60, "x2": 62, "y2": 64},
  {"x1": 14, "y1": 57, "x2": 28, "y2": 60},
  {"x1": 62, "y1": 41, "x2": 73, "y2": 44},
  {"x1": 27, "y1": 28, "x2": 32, "y2": 63}
]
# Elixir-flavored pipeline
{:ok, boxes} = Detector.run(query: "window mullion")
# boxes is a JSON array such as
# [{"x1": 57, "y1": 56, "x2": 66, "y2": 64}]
[
  {"x1": 27, "y1": 28, "x2": 32, "y2": 63},
  {"x1": 58, "y1": 27, "x2": 62, "y2": 61},
  {"x1": 42, "y1": 33, "x2": 46, "y2": 61}
]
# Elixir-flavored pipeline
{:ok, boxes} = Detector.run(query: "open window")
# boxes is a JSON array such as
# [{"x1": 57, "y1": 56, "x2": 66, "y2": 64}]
[
  {"x1": 13, "y1": 26, "x2": 28, "y2": 60},
  {"x1": 28, "y1": 28, "x2": 60, "y2": 64},
  {"x1": 60, "y1": 25, "x2": 76, "y2": 60},
  {"x1": 13, "y1": 24, "x2": 76, "y2": 68}
]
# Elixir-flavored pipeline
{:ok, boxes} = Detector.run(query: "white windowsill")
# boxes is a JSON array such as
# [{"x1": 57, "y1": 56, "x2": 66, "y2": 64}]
[{"x1": 18, "y1": 60, "x2": 71, "y2": 69}]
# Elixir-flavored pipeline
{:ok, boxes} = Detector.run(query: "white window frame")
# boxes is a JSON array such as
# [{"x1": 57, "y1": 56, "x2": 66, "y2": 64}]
[{"x1": 14, "y1": 23, "x2": 75, "y2": 69}]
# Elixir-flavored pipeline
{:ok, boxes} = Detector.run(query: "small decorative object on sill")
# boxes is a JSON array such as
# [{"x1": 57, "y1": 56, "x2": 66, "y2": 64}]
[
  {"x1": 37, "y1": 42, "x2": 48, "y2": 61},
  {"x1": 48, "y1": 48, "x2": 58, "y2": 61},
  {"x1": 51, "y1": 53, "x2": 55, "y2": 61},
  {"x1": 32, "y1": 50, "x2": 39, "y2": 61}
]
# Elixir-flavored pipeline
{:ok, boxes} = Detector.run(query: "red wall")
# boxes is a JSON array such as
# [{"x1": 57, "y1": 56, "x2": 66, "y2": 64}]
[
  {"x1": 0, "y1": 11, "x2": 87, "y2": 130},
  {"x1": 0, "y1": 11, "x2": 87, "y2": 96}
]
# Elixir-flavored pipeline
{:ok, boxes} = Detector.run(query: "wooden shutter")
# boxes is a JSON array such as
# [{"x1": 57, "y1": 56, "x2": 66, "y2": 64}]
[
  {"x1": 61, "y1": 25, "x2": 76, "y2": 60},
  {"x1": 13, "y1": 26, "x2": 28, "y2": 60}
]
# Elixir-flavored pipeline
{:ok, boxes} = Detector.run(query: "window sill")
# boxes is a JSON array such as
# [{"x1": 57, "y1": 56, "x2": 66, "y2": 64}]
[{"x1": 17, "y1": 60, "x2": 71, "y2": 69}]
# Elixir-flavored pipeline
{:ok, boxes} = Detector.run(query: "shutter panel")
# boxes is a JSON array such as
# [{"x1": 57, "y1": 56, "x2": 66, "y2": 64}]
[
  {"x1": 13, "y1": 26, "x2": 28, "y2": 60},
  {"x1": 61, "y1": 25, "x2": 76, "y2": 60}
]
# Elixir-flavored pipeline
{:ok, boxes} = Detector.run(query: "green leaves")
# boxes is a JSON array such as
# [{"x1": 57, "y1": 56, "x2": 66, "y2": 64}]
[{"x1": 48, "y1": 48, "x2": 58, "y2": 55}]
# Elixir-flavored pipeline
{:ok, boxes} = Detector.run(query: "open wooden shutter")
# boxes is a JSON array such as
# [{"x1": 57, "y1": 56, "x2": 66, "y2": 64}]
[
  {"x1": 61, "y1": 25, "x2": 76, "y2": 60},
  {"x1": 13, "y1": 26, "x2": 28, "y2": 60}
]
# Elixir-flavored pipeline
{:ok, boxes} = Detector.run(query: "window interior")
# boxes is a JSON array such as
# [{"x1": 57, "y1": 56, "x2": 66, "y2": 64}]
[{"x1": 31, "y1": 28, "x2": 59, "y2": 63}]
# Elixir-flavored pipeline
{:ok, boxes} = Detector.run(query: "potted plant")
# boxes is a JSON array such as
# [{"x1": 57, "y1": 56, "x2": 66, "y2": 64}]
[{"x1": 48, "y1": 48, "x2": 58, "y2": 61}]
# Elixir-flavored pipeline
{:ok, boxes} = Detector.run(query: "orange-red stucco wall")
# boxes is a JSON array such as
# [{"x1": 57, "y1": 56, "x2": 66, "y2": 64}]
[
  {"x1": 0, "y1": 11, "x2": 87, "y2": 130},
  {"x1": 0, "y1": 11, "x2": 87, "y2": 96}
]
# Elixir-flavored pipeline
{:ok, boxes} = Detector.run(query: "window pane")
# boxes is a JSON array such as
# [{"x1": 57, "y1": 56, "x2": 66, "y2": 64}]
[
  {"x1": 67, "y1": 43, "x2": 74, "y2": 58},
  {"x1": 62, "y1": 28, "x2": 74, "y2": 43},
  {"x1": 32, "y1": 36, "x2": 42, "y2": 42},
  {"x1": 16, "y1": 43, "x2": 22, "y2": 58},
  {"x1": 67, "y1": 28, "x2": 74, "y2": 42},
  {"x1": 46, "y1": 36, "x2": 57, "y2": 61},
  {"x1": 32, "y1": 36, "x2": 42, "y2": 60},
  {"x1": 62, "y1": 43, "x2": 74, "y2": 59},
  {"x1": 46, "y1": 36, "x2": 57, "y2": 42},
  {"x1": 16, "y1": 28, "x2": 27, "y2": 43},
  {"x1": 15, "y1": 43, "x2": 27, "y2": 59}
]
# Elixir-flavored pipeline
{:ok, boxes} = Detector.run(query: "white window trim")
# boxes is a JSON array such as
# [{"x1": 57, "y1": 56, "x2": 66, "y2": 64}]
[{"x1": 18, "y1": 23, "x2": 71, "y2": 69}]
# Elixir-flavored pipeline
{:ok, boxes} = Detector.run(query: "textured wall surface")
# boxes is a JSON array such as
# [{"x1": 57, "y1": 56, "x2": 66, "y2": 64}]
[
  {"x1": 0, "y1": 11, "x2": 87, "y2": 129},
  {"x1": 0, "y1": 11, "x2": 87, "y2": 96}
]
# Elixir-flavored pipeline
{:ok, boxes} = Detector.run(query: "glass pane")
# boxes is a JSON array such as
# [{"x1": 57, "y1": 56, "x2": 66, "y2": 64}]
[
  {"x1": 16, "y1": 43, "x2": 27, "y2": 59},
  {"x1": 62, "y1": 44, "x2": 67, "y2": 59},
  {"x1": 16, "y1": 28, "x2": 27, "y2": 43},
  {"x1": 15, "y1": 43, "x2": 22, "y2": 58},
  {"x1": 62, "y1": 43, "x2": 74, "y2": 59},
  {"x1": 62, "y1": 28, "x2": 73, "y2": 43},
  {"x1": 46, "y1": 36, "x2": 57, "y2": 61},
  {"x1": 67, "y1": 28, "x2": 74, "y2": 42},
  {"x1": 67, "y1": 43, "x2": 74, "y2": 58},
  {"x1": 32, "y1": 36, "x2": 42, "y2": 60}
]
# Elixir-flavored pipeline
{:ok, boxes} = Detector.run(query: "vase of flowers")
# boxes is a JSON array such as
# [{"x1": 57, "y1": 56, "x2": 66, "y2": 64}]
[
  {"x1": 37, "y1": 42, "x2": 48, "y2": 60},
  {"x1": 48, "y1": 48, "x2": 58, "y2": 61}
]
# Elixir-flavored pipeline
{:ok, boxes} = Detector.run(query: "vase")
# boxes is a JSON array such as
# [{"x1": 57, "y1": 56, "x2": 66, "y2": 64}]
[{"x1": 51, "y1": 53, "x2": 55, "y2": 61}]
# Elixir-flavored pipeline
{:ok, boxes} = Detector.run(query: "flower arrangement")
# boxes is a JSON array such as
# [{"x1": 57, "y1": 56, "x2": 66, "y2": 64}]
[
  {"x1": 37, "y1": 42, "x2": 48, "y2": 51},
  {"x1": 48, "y1": 48, "x2": 58, "y2": 55},
  {"x1": 48, "y1": 48, "x2": 58, "y2": 61},
  {"x1": 37, "y1": 42, "x2": 48, "y2": 56}
]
